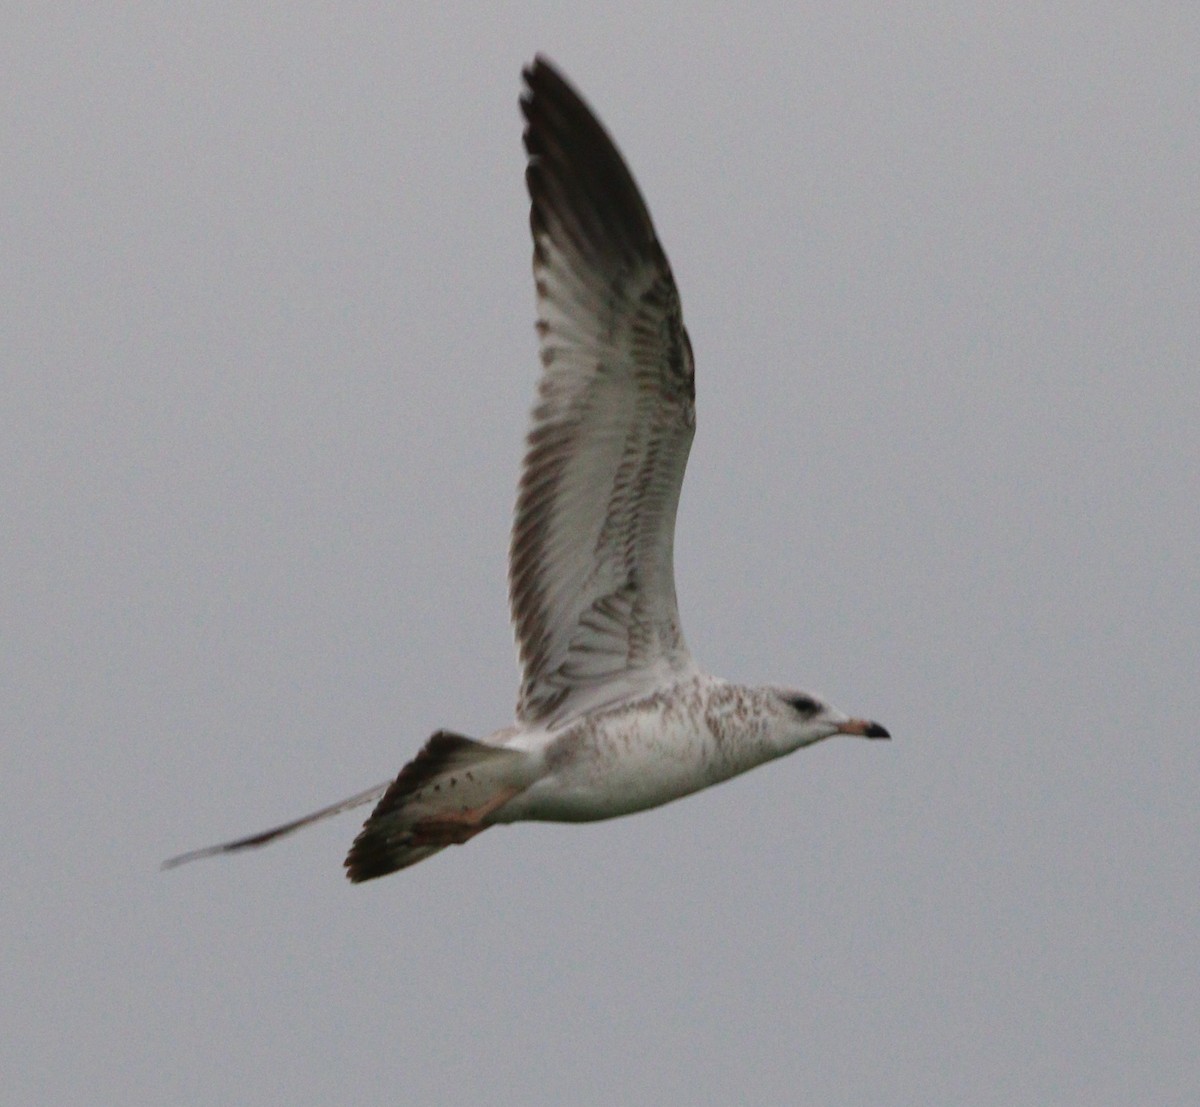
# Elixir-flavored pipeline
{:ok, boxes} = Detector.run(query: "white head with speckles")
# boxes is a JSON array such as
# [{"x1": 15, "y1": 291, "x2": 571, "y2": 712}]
[{"x1": 771, "y1": 688, "x2": 890, "y2": 750}]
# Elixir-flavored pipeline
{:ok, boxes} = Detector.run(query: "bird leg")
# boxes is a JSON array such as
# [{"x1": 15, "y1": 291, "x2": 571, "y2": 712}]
[{"x1": 409, "y1": 787, "x2": 520, "y2": 846}]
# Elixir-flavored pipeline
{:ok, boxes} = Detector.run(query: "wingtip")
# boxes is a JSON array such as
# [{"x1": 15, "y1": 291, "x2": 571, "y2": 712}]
[
  {"x1": 523, "y1": 54, "x2": 562, "y2": 88},
  {"x1": 160, "y1": 843, "x2": 226, "y2": 871}
]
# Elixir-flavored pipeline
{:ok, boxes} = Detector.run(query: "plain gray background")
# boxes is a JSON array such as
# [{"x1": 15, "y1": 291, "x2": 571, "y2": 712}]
[{"x1": 4, "y1": 5, "x2": 1197, "y2": 1105}]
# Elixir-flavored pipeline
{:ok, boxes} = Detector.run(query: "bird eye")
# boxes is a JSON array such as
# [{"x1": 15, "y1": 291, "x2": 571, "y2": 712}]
[{"x1": 787, "y1": 694, "x2": 820, "y2": 716}]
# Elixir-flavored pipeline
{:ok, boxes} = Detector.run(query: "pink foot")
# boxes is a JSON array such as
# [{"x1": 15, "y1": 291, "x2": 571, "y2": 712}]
[{"x1": 410, "y1": 787, "x2": 519, "y2": 847}]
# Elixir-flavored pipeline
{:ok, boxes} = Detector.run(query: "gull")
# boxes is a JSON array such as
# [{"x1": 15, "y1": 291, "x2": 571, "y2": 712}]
[{"x1": 164, "y1": 56, "x2": 888, "y2": 884}]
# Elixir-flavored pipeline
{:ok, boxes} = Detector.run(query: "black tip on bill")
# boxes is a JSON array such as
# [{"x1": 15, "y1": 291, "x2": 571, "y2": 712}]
[{"x1": 863, "y1": 722, "x2": 891, "y2": 739}]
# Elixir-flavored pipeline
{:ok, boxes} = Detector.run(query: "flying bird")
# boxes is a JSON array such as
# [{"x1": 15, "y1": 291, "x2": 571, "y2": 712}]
[{"x1": 165, "y1": 56, "x2": 889, "y2": 883}]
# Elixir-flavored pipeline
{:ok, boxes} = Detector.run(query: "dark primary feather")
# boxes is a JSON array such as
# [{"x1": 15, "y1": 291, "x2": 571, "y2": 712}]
[{"x1": 521, "y1": 58, "x2": 660, "y2": 276}]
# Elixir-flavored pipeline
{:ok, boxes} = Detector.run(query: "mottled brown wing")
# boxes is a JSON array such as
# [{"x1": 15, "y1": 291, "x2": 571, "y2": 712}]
[{"x1": 511, "y1": 58, "x2": 698, "y2": 727}]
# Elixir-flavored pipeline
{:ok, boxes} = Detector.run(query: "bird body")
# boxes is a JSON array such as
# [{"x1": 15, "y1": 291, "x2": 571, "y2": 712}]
[
  {"x1": 164, "y1": 56, "x2": 888, "y2": 884},
  {"x1": 497, "y1": 676, "x2": 872, "y2": 824}
]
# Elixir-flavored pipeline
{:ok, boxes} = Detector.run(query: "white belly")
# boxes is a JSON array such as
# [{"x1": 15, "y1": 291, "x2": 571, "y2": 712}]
[{"x1": 495, "y1": 679, "x2": 779, "y2": 824}]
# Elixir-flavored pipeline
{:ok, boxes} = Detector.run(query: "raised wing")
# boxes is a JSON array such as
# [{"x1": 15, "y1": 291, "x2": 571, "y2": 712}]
[{"x1": 511, "y1": 58, "x2": 697, "y2": 727}]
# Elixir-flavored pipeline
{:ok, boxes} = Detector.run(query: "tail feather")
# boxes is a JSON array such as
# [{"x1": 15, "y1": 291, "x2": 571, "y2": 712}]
[{"x1": 344, "y1": 730, "x2": 532, "y2": 883}]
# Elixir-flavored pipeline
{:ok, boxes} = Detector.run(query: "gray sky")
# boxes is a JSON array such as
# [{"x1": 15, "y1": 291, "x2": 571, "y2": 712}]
[{"x1": 5, "y1": 5, "x2": 1198, "y2": 1104}]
